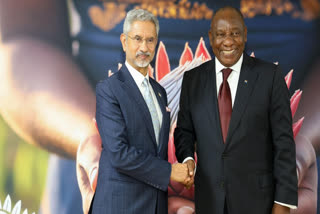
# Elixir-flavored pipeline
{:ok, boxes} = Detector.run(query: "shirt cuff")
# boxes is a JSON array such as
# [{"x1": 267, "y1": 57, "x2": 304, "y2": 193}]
[
  {"x1": 182, "y1": 157, "x2": 197, "y2": 174},
  {"x1": 274, "y1": 201, "x2": 297, "y2": 209}
]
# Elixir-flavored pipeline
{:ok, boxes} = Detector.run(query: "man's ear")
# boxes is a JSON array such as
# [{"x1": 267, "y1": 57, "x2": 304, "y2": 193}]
[
  {"x1": 208, "y1": 30, "x2": 213, "y2": 48},
  {"x1": 244, "y1": 26, "x2": 247, "y2": 43},
  {"x1": 120, "y1": 33, "x2": 127, "y2": 52}
]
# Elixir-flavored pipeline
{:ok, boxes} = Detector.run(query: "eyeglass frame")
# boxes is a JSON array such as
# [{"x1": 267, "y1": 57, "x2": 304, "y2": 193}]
[{"x1": 126, "y1": 34, "x2": 158, "y2": 47}]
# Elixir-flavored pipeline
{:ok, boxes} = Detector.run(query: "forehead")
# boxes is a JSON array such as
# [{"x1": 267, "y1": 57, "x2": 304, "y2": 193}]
[
  {"x1": 129, "y1": 20, "x2": 157, "y2": 36},
  {"x1": 211, "y1": 10, "x2": 244, "y2": 31}
]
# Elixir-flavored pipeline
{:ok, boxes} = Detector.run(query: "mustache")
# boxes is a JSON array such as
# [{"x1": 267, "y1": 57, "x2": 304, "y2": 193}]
[{"x1": 136, "y1": 51, "x2": 151, "y2": 57}]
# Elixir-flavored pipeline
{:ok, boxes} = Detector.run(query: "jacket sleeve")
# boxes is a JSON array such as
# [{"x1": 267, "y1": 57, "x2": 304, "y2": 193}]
[
  {"x1": 174, "y1": 71, "x2": 196, "y2": 163},
  {"x1": 270, "y1": 65, "x2": 298, "y2": 206}
]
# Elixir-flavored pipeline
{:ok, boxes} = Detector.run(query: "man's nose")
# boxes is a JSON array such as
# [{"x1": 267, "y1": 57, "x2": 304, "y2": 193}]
[
  {"x1": 139, "y1": 39, "x2": 149, "y2": 51},
  {"x1": 222, "y1": 35, "x2": 234, "y2": 47}
]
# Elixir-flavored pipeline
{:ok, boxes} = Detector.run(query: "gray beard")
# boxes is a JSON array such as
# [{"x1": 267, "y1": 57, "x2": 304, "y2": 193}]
[{"x1": 134, "y1": 60, "x2": 150, "y2": 68}]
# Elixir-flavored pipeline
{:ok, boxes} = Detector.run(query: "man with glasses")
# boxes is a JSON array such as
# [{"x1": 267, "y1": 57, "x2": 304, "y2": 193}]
[{"x1": 92, "y1": 9, "x2": 192, "y2": 214}]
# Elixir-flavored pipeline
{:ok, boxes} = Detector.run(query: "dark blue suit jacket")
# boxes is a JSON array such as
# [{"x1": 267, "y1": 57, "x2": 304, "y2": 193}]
[{"x1": 92, "y1": 65, "x2": 171, "y2": 214}]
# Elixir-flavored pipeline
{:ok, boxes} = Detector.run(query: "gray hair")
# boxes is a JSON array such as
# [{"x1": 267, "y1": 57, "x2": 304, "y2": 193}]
[{"x1": 123, "y1": 9, "x2": 159, "y2": 37}]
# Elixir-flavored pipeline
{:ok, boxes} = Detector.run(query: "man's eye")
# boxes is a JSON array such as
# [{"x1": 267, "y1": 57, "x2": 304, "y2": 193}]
[
  {"x1": 233, "y1": 32, "x2": 240, "y2": 36},
  {"x1": 134, "y1": 37, "x2": 142, "y2": 42},
  {"x1": 147, "y1": 38, "x2": 154, "y2": 43}
]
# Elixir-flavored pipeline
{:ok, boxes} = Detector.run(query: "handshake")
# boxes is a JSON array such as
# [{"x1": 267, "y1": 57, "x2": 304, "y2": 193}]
[{"x1": 170, "y1": 159, "x2": 195, "y2": 189}]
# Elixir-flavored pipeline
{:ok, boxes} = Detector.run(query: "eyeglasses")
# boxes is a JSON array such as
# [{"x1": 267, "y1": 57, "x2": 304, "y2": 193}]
[{"x1": 126, "y1": 34, "x2": 157, "y2": 47}]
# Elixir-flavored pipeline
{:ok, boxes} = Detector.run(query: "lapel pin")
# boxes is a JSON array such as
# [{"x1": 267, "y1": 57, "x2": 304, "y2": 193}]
[
  {"x1": 158, "y1": 92, "x2": 162, "y2": 97},
  {"x1": 244, "y1": 80, "x2": 248, "y2": 84}
]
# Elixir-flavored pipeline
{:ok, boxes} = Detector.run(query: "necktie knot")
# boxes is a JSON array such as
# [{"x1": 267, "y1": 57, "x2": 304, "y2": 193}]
[{"x1": 222, "y1": 68, "x2": 232, "y2": 82}]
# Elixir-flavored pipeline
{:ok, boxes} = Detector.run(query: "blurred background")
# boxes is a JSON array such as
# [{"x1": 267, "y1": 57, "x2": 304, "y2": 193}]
[
  {"x1": 0, "y1": 117, "x2": 48, "y2": 212},
  {"x1": 0, "y1": 0, "x2": 319, "y2": 213}
]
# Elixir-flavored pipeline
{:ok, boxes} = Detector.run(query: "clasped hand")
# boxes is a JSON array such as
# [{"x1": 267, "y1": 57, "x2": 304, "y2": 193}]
[{"x1": 170, "y1": 160, "x2": 195, "y2": 189}]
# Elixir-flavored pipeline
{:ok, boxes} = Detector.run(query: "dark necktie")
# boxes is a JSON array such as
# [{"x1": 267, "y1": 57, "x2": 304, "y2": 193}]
[{"x1": 218, "y1": 68, "x2": 232, "y2": 143}]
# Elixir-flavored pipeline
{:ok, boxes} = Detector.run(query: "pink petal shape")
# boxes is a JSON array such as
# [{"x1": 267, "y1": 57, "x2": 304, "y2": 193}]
[
  {"x1": 155, "y1": 41, "x2": 171, "y2": 82},
  {"x1": 285, "y1": 69, "x2": 293, "y2": 89},
  {"x1": 168, "y1": 186, "x2": 177, "y2": 196},
  {"x1": 290, "y1": 89, "x2": 300, "y2": 102},
  {"x1": 293, "y1": 117, "x2": 304, "y2": 139},
  {"x1": 290, "y1": 90, "x2": 302, "y2": 118},
  {"x1": 108, "y1": 70, "x2": 114, "y2": 77},
  {"x1": 179, "y1": 42, "x2": 194, "y2": 66},
  {"x1": 168, "y1": 134, "x2": 177, "y2": 164},
  {"x1": 169, "y1": 180, "x2": 185, "y2": 195},
  {"x1": 118, "y1": 63, "x2": 122, "y2": 70},
  {"x1": 168, "y1": 123, "x2": 177, "y2": 164},
  {"x1": 250, "y1": 52, "x2": 255, "y2": 57},
  {"x1": 195, "y1": 37, "x2": 212, "y2": 61},
  {"x1": 93, "y1": 118, "x2": 99, "y2": 133},
  {"x1": 179, "y1": 185, "x2": 195, "y2": 200}
]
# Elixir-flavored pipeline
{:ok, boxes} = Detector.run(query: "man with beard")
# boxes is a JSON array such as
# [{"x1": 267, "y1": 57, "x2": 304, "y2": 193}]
[{"x1": 92, "y1": 9, "x2": 191, "y2": 214}]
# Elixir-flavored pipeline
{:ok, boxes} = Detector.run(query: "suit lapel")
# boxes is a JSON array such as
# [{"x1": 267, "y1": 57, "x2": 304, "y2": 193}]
[
  {"x1": 204, "y1": 60, "x2": 226, "y2": 149},
  {"x1": 225, "y1": 54, "x2": 258, "y2": 145},
  {"x1": 117, "y1": 66, "x2": 158, "y2": 150},
  {"x1": 149, "y1": 79, "x2": 169, "y2": 153}
]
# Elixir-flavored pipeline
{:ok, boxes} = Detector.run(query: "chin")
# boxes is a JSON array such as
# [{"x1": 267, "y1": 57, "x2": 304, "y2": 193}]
[
  {"x1": 135, "y1": 61, "x2": 150, "y2": 68},
  {"x1": 220, "y1": 55, "x2": 240, "y2": 66},
  {"x1": 220, "y1": 60, "x2": 236, "y2": 67}
]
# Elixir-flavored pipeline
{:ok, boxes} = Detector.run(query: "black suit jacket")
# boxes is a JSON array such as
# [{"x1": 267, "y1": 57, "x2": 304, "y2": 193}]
[{"x1": 174, "y1": 53, "x2": 298, "y2": 214}]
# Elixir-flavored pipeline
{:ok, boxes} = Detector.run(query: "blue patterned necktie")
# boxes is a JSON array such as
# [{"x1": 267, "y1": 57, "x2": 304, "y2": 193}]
[{"x1": 142, "y1": 78, "x2": 160, "y2": 145}]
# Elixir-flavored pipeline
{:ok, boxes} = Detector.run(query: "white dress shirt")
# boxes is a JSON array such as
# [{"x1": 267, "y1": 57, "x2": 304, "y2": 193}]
[
  {"x1": 125, "y1": 61, "x2": 162, "y2": 126},
  {"x1": 215, "y1": 54, "x2": 242, "y2": 106},
  {"x1": 182, "y1": 56, "x2": 243, "y2": 168},
  {"x1": 183, "y1": 55, "x2": 296, "y2": 209}
]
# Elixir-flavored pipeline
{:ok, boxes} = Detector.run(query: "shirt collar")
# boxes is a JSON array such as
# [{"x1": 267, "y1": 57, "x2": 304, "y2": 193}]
[
  {"x1": 215, "y1": 54, "x2": 243, "y2": 74},
  {"x1": 125, "y1": 61, "x2": 149, "y2": 87}
]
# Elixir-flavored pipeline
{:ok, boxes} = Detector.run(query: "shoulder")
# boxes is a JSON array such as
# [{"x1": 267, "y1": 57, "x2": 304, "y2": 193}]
[
  {"x1": 246, "y1": 55, "x2": 284, "y2": 86},
  {"x1": 244, "y1": 54, "x2": 281, "y2": 80},
  {"x1": 184, "y1": 59, "x2": 214, "y2": 79},
  {"x1": 96, "y1": 71, "x2": 121, "y2": 95},
  {"x1": 250, "y1": 56, "x2": 278, "y2": 71}
]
